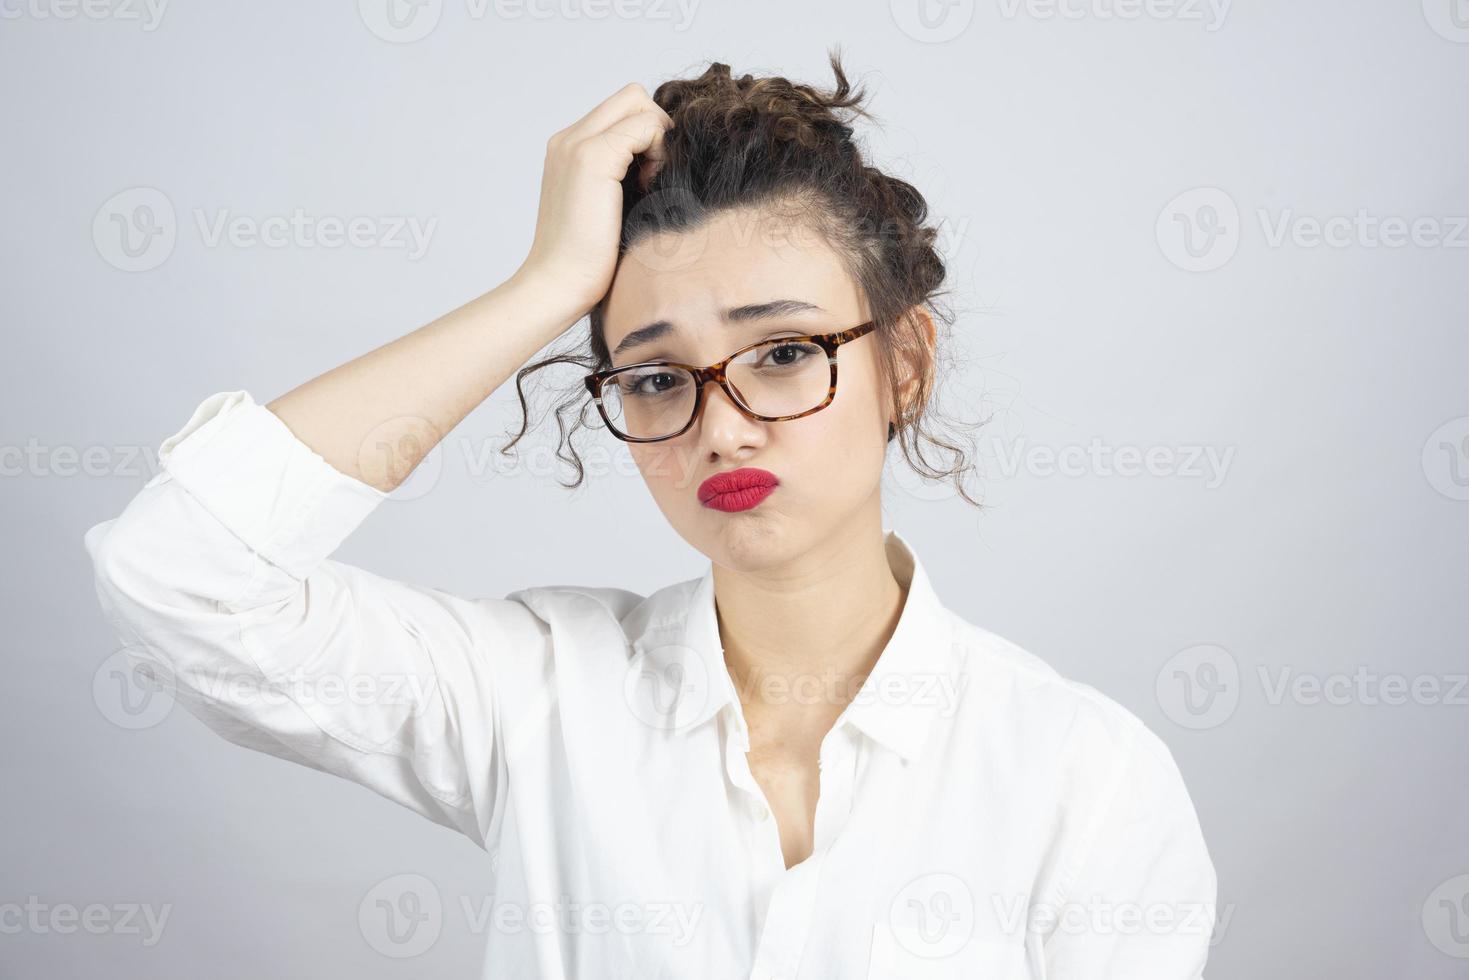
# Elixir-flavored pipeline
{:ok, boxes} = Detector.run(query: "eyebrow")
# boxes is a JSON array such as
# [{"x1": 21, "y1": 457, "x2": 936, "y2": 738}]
[{"x1": 611, "y1": 299, "x2": 827, "y2": 359}]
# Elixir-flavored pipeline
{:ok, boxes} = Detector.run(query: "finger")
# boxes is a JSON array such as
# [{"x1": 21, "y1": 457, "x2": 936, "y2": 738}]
[
  {"x1": 564, "y1": 82, "x2": 670, "y2": 142},
  {"x1": 598, "y1": 109, "x2": 673, "y2": 171},
  {"x1": 636, "y1": 114, "x2": 670, "y2": 190},
  {"x1": 637, "y1": 156, "x2": 664, "y2": 192}
]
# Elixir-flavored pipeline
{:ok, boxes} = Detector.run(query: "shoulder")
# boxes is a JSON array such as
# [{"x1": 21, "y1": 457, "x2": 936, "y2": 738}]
[
  {"x1": 501, "y1": 574, "x2": 700, "y2": 644},
  {"x1": 946, "y1": 613, "x2": 1180, "y2": 785},
  {"x1": 504, "y1": 581, "x2": 651, "y2": 622},
  {"x1": 944, "y1": 614, "x2": 1207, "y2": 865}
]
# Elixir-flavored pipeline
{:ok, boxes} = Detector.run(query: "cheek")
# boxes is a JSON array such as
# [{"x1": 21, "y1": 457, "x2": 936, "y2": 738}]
[
  {"x1": 782, "y1": 369, "x2": 890, "y2": 478},
  {"x1": 631, "y1": 441, "x2": 703, "y2": 493}
]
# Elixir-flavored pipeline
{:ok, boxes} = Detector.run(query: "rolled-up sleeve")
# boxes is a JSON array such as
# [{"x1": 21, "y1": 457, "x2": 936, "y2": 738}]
[
  {"x1": 1042, "y1": 722, "x2": 1221, "y2": 979},
  {"x1": 84, "y1": 390, "x2": 533, "y2": 847}
]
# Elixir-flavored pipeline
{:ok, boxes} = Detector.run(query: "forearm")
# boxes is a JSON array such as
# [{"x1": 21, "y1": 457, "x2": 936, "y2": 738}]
[{"x1": 266, "y1": 270, "x2": 579, "y2": 492}]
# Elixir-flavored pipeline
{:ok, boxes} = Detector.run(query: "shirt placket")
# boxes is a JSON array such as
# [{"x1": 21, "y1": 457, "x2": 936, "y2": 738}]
[{"x1": 723, "y1": 717, "x2": 861, "y2": 980}]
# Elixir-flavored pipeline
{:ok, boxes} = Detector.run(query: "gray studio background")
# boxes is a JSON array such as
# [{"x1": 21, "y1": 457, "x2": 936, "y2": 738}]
[{"x1": 3, "y1": 1, "x2": 1467, "y2": 977}]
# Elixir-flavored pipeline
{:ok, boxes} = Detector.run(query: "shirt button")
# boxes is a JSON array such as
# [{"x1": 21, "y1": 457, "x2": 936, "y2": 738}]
[{"x1": 750, "y1": 802, "x2": 770, "y2": 821}]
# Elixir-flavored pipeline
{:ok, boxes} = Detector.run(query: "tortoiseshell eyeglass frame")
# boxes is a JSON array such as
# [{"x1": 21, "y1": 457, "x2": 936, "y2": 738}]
[{"x1": 583, "y1": 320, "x2": 878, "y2": 444}]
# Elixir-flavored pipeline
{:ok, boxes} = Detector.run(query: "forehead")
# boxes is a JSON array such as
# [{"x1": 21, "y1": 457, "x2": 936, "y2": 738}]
[{"x1": 601, "y1": 206, "x2": 862, "y2": 353}]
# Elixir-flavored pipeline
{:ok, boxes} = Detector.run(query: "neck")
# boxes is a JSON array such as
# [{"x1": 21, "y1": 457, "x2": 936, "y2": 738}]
[{"x1": 713, "y1": 519, "x2": 909, "y2": 725}]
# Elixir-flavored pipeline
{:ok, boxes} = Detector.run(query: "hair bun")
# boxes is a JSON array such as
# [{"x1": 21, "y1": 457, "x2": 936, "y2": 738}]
[{"x1": 653, "y1": 54, "x2": 869, "y2": 152}]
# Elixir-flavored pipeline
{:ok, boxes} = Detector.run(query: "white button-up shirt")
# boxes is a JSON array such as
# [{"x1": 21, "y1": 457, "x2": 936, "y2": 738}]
[{"x1": 85, "y1": 389, "x2": 1219, "y2": 979}]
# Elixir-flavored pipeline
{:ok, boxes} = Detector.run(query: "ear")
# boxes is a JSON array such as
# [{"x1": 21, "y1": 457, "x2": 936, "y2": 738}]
[{"x1": 889, "y1": 306, "x2": 936, "y2": 427}]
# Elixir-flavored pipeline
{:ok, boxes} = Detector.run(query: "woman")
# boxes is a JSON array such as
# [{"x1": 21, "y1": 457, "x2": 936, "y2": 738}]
[{"x1": 85, "y1": 53, "x2": 1217, "y2": 979}]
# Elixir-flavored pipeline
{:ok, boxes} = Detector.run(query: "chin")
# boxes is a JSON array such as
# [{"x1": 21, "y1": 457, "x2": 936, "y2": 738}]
[{"x1": 698, "y1": 509, "x2": 795, "y2": 571}]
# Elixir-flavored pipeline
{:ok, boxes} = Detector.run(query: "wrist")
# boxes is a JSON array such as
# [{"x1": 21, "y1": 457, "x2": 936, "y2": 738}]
[{"x1": 496, "y1": 266, "x2": 589, "y2": 337}]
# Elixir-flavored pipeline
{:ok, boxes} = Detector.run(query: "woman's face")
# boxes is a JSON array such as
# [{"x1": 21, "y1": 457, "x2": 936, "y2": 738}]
[{"x1": 600, "y1": 205, "x2": 894, "y2": 572}]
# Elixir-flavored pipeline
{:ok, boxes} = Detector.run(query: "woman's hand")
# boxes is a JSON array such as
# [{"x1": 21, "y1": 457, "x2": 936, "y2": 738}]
[{"x1": 512, "y1": 82, "x2": 673, "y2": 325}]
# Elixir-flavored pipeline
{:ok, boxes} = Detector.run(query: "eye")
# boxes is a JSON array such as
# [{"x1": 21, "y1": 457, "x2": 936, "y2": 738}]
[
  {"x1": 619, "y1": 369, "x2": 689, "y2": 397},
  {"x1": 754, "y1": 340, "x2": 822, "y2": 369}
]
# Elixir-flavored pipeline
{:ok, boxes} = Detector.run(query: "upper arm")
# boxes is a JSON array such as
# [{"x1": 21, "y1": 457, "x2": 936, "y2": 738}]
[
  {"x1": 1041, "y1": 721, "x2": 1220, "y2": 980},
  {"x1": 84, "y1": 390, "x2": 541, "y2": 847}
]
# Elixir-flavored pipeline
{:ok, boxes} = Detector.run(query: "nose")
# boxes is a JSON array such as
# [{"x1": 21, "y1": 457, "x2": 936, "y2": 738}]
[{"x1": 695, "y1": 380, "x2": 763, "y2": 448}]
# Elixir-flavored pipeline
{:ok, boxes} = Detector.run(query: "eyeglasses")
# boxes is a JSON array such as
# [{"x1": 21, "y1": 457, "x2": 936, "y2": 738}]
[{"x1": 584, "y1": 321, "x2": 877, "y2": 443}]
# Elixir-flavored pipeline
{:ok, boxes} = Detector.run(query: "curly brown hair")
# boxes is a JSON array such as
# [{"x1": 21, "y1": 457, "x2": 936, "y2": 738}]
[{"x1": 503, "y1": 48, "x2": 985, "y2": 507}]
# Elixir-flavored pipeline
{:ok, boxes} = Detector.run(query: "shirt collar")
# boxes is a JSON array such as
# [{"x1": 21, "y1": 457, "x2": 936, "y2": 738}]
[
  {"x1": 632, "y1": 528, "x2": 955, "y2": 763},
  {"x1": 836, "y1": 528, "x2": 955, "y2": 762}
]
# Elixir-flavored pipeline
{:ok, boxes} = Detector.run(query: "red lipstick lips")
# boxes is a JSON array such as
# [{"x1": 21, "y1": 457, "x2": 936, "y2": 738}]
[{"x1": 698, "y1": 467, "x2": 779, "y2": 513}]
